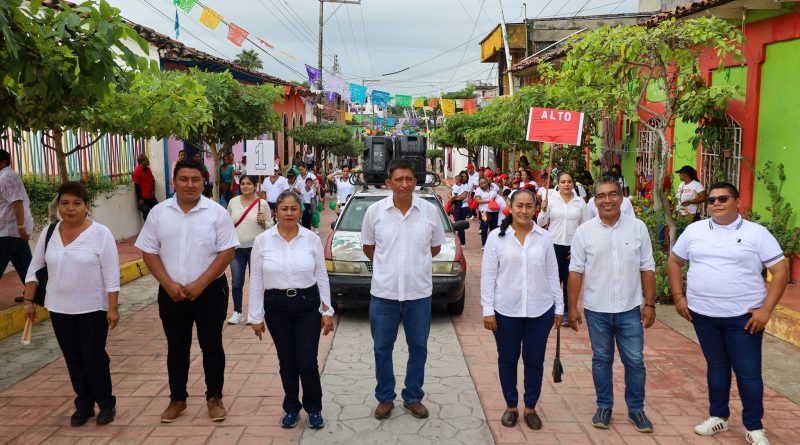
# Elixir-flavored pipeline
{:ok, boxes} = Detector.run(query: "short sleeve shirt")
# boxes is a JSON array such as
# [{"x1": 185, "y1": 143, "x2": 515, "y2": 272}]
[
  {"x1": 672, "y1": 215, "x2": 784, "y2": 317},
  {"x1": 0, "y1": 167, "x2": 34, "y2": 236},
  {"x1": 132, "y1": 165, "x2": 155, "y2": 198},
  {"x1": 675, "y1": 180, "x2": 705, "y2": 215}
]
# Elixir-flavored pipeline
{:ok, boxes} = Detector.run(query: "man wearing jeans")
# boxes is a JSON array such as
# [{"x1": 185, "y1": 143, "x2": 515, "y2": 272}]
[
  {"x1": 361, "y1": 159, "x2": 446, "y2": 420},
  {"x1": 567, "y1": 174, "x2": 657, "y2": 433},
  {"x1": 667, "y1": 182, "x2": 787, "y2": 445}
]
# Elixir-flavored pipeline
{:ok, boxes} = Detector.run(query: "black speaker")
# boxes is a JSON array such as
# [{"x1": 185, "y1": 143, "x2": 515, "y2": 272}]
[
  {"x1": 394, "y1": 135, "x2": 427, "y2": 184},
  {"x1": 363, "y1": 136, "x2": 393, "y2": 184}
]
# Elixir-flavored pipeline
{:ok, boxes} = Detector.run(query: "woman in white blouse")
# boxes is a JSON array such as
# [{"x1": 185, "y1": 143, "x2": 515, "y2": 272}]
[
  {"x1": 537, "y1": 172, "x2": 592, "y2": 325},
  {"x1": 481, "y1": 188, "x2": 562, "y2": 431},
  {"x1": 22, "y1": 182, "x2": 120, "y2": 427},
  {"x1": 248, "y1": 190, "x2": 334, "y2": 430},
  {"x1": 226, "y1": 175, "x2": 270, "y2": 324}
]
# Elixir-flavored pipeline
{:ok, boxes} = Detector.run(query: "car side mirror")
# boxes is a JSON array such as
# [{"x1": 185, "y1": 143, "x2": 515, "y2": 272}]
[
  {"x1": 330, "y1": 221, "x2": 336, "y2": 230},
  {"x1": 453, "y1": 220, "x2": 469, "y2": 231}
]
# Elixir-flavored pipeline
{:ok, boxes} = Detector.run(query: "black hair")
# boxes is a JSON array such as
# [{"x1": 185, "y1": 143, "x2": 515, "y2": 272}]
[
  {"x1": 387, "y1": 159, "x2": 415, "y2": 178},
  {"x1": 239, "y1": 175, "x2": 259, "y2": 186},
  {"x1": 502, "y1": 188, "x2": 511, "y2": 197},
  {"x1": 137, "y1": 153, "x2": 147, "y2": 163},
  {"x1": 594, "y1": 172, "x2": 623, "y2": 195},
  {"x1": 611, "y1": 164, "x2": 622, "y2": 173},
  {"x1": 498, "y1": 188, "x2": 537, "y2": 237},
  {"x1": 57, "y1": 181, "x2": 89, "y2": 204},
  {"x1": 173, "y1": 160, "x2": 205, "y2": 179},
  {"x1": 275, "y1": 190, "x2": 302, "y2": 207},
  {"x1": 557, "y1": 171, "x2": 573, "y2": 182},
  {"x1": 0, "y1": 149, "x2": 10, "y2": 165},
  {"x1": 708, "y1": 182, "x2": 739, "y2": 198}
]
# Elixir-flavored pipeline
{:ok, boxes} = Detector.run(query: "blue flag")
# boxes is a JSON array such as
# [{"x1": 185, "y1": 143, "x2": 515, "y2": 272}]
[
  {"x1": 371, "y1": 90, "x2": 390, "y2": 107},
  {"x1": 349, "y1": 83, "x2": 367, "y2": 104},
  {"x1": 174, "y1": 10, "x2": 180, "y2": 39}
]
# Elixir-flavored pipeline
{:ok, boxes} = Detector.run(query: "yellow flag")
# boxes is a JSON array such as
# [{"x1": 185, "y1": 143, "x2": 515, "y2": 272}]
[
  {"x1": 345, "y1": 112, "x2": 353, "y2": 122},
  {"x1": 199, "y1": 6, "x2": 223, "y2": 30},
  {"x1": 441, "y1": 99, "x2": 456, "y2": 116},
  {"x1": 413, "y1": 97, "x2": 424, "y2": 108}
]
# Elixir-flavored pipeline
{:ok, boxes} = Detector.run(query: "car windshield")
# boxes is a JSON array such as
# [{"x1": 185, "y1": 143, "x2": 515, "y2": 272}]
[{"x1": 336, "y1": 195, "x2": 452, "y2": 232}]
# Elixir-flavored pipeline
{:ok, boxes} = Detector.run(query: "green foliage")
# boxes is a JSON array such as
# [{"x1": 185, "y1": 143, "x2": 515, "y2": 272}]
[
  {"x1": 22, "y1": 174, "x2": 127, "y2": 229},
  {"x1": 290, "y1": 123, "x2": 352, "y2": 151},
  {"x1": 233, "y1": 49, "x2": 263, "y2": 70},
  {"x1": 425, "y1": 148, "x2": 444, "y2": 159},
  {"x1": 330, "y1": 137, "x2": 363, "y2": 158},
  {"x1": 750, "y1": 162, "x2": 800, "y2": 255},
  {"x1": 441, "y1": 86, "x2": 476, "y2": 100}
]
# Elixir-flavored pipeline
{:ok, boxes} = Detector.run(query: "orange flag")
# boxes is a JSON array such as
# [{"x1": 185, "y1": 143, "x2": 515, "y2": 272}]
[{"x1": 463, "y1": 99, "x2": 477, "y2": 114}]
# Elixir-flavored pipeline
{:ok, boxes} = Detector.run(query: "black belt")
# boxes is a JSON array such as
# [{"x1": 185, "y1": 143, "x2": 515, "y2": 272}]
[{"x1": 265, "y1": 284, "x2": 318, "y2": 298}]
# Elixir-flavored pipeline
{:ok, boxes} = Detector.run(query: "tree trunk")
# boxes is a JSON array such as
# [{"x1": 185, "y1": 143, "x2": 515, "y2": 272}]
[
  {"x1": 47, "y1": 128, "x2": 68, "y2": 223},
  {"x1": 210, "y1": 143, "x2": 222, "y2": 203},
  {"x1": 654, "y1": 130, "x2": 678, "y2": 249}
]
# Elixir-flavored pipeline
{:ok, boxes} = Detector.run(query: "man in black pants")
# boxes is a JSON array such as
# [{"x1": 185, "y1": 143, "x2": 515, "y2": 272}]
[
  {"x1": 0, "y1": 149, "x2": 34, "y2": 303},
  {"x1": 136, "y1": 160, "x2": 239, "y2": 423}
]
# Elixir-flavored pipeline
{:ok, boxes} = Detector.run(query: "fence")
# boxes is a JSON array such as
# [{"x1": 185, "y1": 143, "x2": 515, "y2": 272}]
[{"x1": 1, "y1": 128, "x2": 147, "y2": 182}]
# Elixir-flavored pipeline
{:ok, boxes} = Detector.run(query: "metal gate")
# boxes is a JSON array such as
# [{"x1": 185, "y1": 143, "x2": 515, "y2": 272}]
[
  {"x1": 636, "y1": 119, "x2": 659, "y2": 177},
  {"x1": 699, "y1": 114, "x2": 742, "y2": 189}
]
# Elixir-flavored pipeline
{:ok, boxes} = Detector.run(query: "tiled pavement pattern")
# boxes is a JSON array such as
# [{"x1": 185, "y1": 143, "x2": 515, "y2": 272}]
[{"x1": 301, "y1": 311, "x2": 494, "y2": 445}]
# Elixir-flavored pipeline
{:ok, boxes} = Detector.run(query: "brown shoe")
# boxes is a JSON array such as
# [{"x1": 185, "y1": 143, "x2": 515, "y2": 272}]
[
  {"x1": 207, "y1": 397, "x2": 227, "y2": 422},
  {"x1": 501, "y1": 410, "x2": 519, "y2": 427},
  {"x1": 524, "y1": 410, "x2": 542, "y2": 430},
  {"x1": 160, "y1": 400, "x2": 187, "y2": 423},
  {"x1": 403, "y1": 401, "x2": 429, "y2": 419},
  {"x1": 374, "y1": 401, "x2": 394, "y2": 419}
]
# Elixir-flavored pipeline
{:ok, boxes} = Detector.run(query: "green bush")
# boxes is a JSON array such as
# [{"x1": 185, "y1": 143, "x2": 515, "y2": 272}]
[{"x1": 751, "y1": 162, "x2": 800, "y2": 255}]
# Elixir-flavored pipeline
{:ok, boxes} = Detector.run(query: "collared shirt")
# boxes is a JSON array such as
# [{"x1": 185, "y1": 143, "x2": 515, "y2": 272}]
[
  {"x1": 25, "y1": 222, "x2": 120, "y2": 314},
  {"x1": 468, "y1": 172, "x2": 480, "y2": 191},
  {"x1": 474, "y1": 188, "x2": 498, "y2": 212},
  {"x1": 361, "y1": 195, "x2": 447, "y2": 300},
  {"x1": 135, "y1": 196, "x2": 239, "y2": 286},
  {"x1": 481, "y1": 225, "x2": 563, "y2": 318},
  {"x1": 537, "y1": 190, "x2": 592, "y2": 246},
  {"x1": 299, "y1": 185, "x2": 316, "y2": 204},
  {"x1": 587, "y1": 196, "x2": 635, "y2": 218},
  {"x1": 450, "y1": 183, "x2": 469, "y2": 208},
  {"x1": 132, "y1": 165, "x2": 155, "y2": 199},
  {"x1": 672, "y1": 215, "x2": 784, "y2": 317},
  {"x1": 0, "y1": 166, "x2": 33, "y2": 236},
  {"x1": 336, "y1": 177, "x2": 355, "y2": 204},
  {"x1": 569, "y1": 215, "x2": 656, "y2": 313},
  {"x1": 261, "y1": 176, "x2": 289, "y2": 203},
  {"x1": 247, "y1": 225, "x2": 332, "y2": 324},
  {"x1": 676, "y1": 180, "x2": 705, "y2": 215}
]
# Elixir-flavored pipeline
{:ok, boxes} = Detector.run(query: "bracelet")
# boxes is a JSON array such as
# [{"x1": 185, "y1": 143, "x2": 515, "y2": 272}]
[
  {"x1": 644, "y1": 304, "x2": 656, "y2": 309},
  {"x1": 17, "y1": 224, "x2": 26, "y2": 229}
]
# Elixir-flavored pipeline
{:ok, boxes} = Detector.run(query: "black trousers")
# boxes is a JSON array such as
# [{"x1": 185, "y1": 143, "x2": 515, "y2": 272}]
[
  {"x1": 158, "y1": 275, "x2": 228, "y2": 401},
  {"x1": 264, "y1": 285, "x2": 323, "y2": 414},
  {"x1": 50, "y1": 311, "x2": 115, "y2": 411},
  {"x1": 140, "y1": 197, "x2": 158, "y2": 222},
  {"x1": 553, "y1": 244, "x2": 571, "y2": 314},
  {"x1": 0, "y1": 236, "x2": 31, "y2": 285},
  {"x1": 301, "y1": 203, "x2": 313, "y2": 229},
  {"x1": 453, "y1": 205, "x2": 467, "y2": 246}
]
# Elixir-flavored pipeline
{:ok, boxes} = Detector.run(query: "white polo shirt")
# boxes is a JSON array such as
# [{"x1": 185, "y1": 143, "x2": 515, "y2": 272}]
[
  {"x1": 135, "y1": 196, "x2": 240, "y2": 286},
  {"x1": 672, "y1": 215, "x2": 784, "y2": 317},
  {"x1": 261, "y1": 176, "x2": 289, "y2": 203},
  {"x1": 361, "y1": 195, "x2": 446, "y2": 301},
  {"x1": 569, "y1": 215, "x2": 656, "y2": 313}
]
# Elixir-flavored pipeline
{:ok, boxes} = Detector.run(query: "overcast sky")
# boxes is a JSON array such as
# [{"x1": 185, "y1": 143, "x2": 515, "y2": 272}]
[{"x1": 107, "y1": 0, "x2": 642, "y2": 96}]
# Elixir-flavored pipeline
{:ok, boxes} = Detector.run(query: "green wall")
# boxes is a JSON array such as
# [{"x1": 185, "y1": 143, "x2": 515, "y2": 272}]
[{"x1": 754, "y1": 38, "x2": 800, "y2": 227}]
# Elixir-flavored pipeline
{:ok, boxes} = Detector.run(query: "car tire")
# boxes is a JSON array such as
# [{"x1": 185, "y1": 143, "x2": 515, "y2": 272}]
[{"x1": 446, "y1": 292, "x2": 465, "y2": 316}]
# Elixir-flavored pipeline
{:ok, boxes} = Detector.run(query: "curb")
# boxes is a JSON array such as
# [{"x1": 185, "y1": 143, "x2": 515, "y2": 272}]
[{"x1": 0, "y1": 258, "x2": 149, "y2": 341}]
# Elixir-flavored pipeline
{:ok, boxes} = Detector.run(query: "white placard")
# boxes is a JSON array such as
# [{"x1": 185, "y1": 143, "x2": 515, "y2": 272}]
[{"x1": 245, "y1": 140, "x2": 275, "y2": 176}]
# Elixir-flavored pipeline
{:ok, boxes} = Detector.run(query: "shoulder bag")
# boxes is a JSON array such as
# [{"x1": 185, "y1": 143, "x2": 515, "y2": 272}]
[{"x1": 33, "y1": 223, "x2": 58, "y2": 307}]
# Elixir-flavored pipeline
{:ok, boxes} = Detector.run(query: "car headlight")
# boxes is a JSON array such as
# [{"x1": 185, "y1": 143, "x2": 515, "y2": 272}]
[
  {"x1": 326, "y1": 260, "x2": 364, "y2": 274},
  {"x1": 432, "y1": 261, "x2": 462, "y2": 275}
]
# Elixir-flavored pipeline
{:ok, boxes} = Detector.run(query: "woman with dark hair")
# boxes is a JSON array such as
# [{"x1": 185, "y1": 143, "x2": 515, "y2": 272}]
[
  {"x1": 537, "y1": 171, "x2": 592, "y2": 325},
  {"x1": 23, "y1": 182, "x2": 120, "y2": 426},
  {"x1": 474, "y1": 177, "x2": 499, "y2": 248},
  {"x1": 226, "y1": 175, "x2": 270, "y2": 324},
  {"x1": 481, "y1": 188, "x2": 562, "y2": 430},
  {"x1": 248, "y1": 190, "x2": 334, "y2": 430},
  {"x1": 520, "y1": 169, "x2": 537, "y2": 190},
  {"x1": 219, "y1": 153, "x2": 234, "y2": 205},
  {"x1": 675, "y1": 165, "x2": 706, "y2": 220},
  {"x1": 449, "y1": 173, "x2": 469, "y2": 247}
]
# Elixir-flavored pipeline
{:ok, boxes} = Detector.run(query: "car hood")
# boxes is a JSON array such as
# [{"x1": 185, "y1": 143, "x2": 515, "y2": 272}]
[{"x1": 331, "y1": 231, "x2": 457, "y2": 262}]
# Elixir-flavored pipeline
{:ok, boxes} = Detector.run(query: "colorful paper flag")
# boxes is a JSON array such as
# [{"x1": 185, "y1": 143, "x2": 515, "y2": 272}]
[
  {"x1": 441, "y1": 99, "x2": 456, "y2": 116},
  {"x1": 372, "y1": 90, "x2": 390, "y2": 107},
  {"x1": 428, "y1": 98, "x2": 439, "y2": 108},
  {"x1": 375, "y1": 118, "x2": 385, "y2": 126},
  {"x1": 173, "y1": 0, "x2": 196, "y2": 13},
  {"x1": 356, "y1": 115, "x2": 363, "y2": 124},
  {"x1": 324, "y1": 91, "x2": 338, "y2": 102},
  {"x1": 227, "y1": 23, "x2": 249, "y2": 47},
  {"x1": 199, "y1": 6, "x2": 223, "y2": 30},
  {"x1": 395, "y1": 95, "x2": 412, "y2": 107},
  {"x1": 305, "y1": 64, "x2": 321, "y2": 87},
  {"x1": 387, "y1": 118, "x2": 396, "y2": 127},
  {"x1": 463, "y1": 99, "x2": 477, "y2": 114},
  {"x1": 413, "y1": 97, "x2": 425, "y2": 108},
  {"x1": 174, "y1": 10, "x2": 180, "y2": 39},
  {"x1": 349, "y1": 83, "x2": 367, "y2": 104},
  {"x1": 281, "y1": 51, "x2": 297, "y2": 61},
  {"x1": 345, "y1": 113, "x2": 353, "y2": 122},
  {"x1": 256, "y1": 37, "x2": 274, "y2": 49},
  {"x1": 455, "y1": 99, "x2": 464, "y2": 109}
]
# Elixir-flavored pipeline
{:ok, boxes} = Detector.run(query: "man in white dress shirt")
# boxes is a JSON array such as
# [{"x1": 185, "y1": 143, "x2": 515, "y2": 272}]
[
  {"x1": 0, "y1": 149, "x2": 34, "y2": 303},
  {"x1": 567, "y1": 175, "x2": 657, "y2": 433},
  {"x1": 361, "y1": 159, "x2": 446, "y2": 421},
  {"x1": 135, "y1": 160, "x2": 239, "y2": 424}
]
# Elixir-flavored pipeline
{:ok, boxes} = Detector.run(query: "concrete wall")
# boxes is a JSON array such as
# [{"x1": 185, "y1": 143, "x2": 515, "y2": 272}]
[{"x1": 88, "y1": 184, "x2": 143, "y2": 241}]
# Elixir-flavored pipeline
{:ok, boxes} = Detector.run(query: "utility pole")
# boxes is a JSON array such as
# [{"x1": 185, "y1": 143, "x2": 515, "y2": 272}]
[
  {"x1": 497, "y1": 0, "x2": 515, "y2": 96},
  {"x1": 318, "y1": 0, "x2": 361, "y2": 123}
]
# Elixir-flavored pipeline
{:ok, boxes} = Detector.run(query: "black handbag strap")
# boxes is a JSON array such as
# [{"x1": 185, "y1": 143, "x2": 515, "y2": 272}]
[
  {"x1": 556, "y1": 325, "x2": 561, "y2": 359},
  {"x1": 44, "y1": 223, "x2": 57, "y2": 252}
]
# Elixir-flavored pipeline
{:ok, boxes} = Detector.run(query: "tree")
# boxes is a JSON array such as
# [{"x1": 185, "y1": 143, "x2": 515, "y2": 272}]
[
  {"x1": 442, "y1": 86, "x2": 477, "y2": 100},
  {"x1": 188, "y1": 70, "x2": 284, "y2": 200},
  {"x1": 290, "y1": 123, "x2": 353, "y2": 165},
  {"x1": 543, "y1": 17, "x2": 742, "y2": 247},
  {"x1": 430, "y1": 113, "x2": 485, "y2": 165},
  {"x1": 234, "y1": 49, "x2": 263, "y2": 70}
]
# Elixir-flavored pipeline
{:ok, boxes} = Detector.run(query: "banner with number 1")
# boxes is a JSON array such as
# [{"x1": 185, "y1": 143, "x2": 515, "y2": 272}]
[{"x1": 245, "y1": 140, "x2": 275, "y2": 176}]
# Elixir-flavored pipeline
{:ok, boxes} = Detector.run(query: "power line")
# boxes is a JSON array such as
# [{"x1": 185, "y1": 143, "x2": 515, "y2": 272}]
[
  {"x1": 357, "y1": 4, "x2": 375, "y2": 75},
  {"x1": 137, "y1": 0, "x2": 229, "y2": 59},
  {"x1": 447, "y1": 0, "x2": 486, "y2": 84}
]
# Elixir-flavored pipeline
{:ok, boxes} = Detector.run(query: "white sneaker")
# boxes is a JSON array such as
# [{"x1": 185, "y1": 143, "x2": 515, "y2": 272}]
[
  {"x1": 694, "y1": 417, "x2": 728, "y2": 436},
  {"x1": 746, "y1": 429, "x2": 770, "y2": 445},
  {"x1": 227, "y1": 312, "x2": 244, "y2": 324}
]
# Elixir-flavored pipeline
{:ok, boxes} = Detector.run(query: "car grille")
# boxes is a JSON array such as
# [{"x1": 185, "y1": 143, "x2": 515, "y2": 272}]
[{"x1": 365, "y1": 262, "x2": 373, "y2": 273}]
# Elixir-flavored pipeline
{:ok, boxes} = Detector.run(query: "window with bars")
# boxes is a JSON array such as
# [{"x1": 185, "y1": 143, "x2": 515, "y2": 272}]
[{"x1": 699, "y1": 114, "x2": 742, "y2": 189}]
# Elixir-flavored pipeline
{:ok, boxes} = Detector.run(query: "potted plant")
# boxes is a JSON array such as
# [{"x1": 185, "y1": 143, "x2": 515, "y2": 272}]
[{"x1": 750, "y1": 162, "x2": 800, "y2": 283}]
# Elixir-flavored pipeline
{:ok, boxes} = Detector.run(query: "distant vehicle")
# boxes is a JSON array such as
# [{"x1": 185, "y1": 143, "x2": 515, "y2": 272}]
[{"x1": 324, "y1": 188, "x2": 469, "y2": 315}]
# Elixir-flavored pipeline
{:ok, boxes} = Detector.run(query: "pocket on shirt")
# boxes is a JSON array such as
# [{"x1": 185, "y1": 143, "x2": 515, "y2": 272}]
[
  {"x1": 621, "y1": 239, "x2": 641, "y2": 265},
  {"x1": 412, "y1": 222, "x2": 433, "y2": 248},
  {"x1": 193, "y1": 224, "x2": 217, "y2": 247}
]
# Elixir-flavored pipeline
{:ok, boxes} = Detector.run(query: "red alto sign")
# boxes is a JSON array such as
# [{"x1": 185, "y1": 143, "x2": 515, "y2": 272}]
[{"x1": 526, "y1": 107, "x2": 585, "y2": 146}]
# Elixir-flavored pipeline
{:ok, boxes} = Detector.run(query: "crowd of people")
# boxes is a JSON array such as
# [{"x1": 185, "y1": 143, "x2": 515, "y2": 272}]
[{"x1": 0, "y1": 146, "x2": 790, "y2": 444}]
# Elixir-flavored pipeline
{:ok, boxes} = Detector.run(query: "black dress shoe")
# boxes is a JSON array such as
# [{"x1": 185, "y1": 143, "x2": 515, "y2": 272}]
[
  {"x1": 96, "y1": 408, "x2": 116, "y2": 425},
  {"x1": 524, "y1": 411, "x2": 542, "y2": 430},
  {"x1": 70, "y1": 408, "x2": 95, "y2": 427},
  {"x1": 501, "y1": 410, "x2": 518, "y2": 427}
]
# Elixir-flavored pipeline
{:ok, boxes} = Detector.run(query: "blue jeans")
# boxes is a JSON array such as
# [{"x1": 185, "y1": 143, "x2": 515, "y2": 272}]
[
  {"x1": 584, "y1": 307, "x2": 646, "y2": 413},
  {"x1": 691, "y1": 310, "x2": 764, "y2": 431},
  {"x1": 493, "y1": 306, "x2": 555, "y2": 408},
  {"x1": 369, "y1": 296, "x2": 431, "y2": 403},
  {"x1": 229, "y1": 247, "x2": 251, "y2": 314}
]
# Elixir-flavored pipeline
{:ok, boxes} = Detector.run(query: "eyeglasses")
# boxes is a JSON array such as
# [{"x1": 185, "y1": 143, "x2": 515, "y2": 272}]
[
  {"x1": 705, "y1": 195, "x2": 733, "y2": 205},
  {"x1": 595, "y1": 191, "x2": 621, "y2": 201}
]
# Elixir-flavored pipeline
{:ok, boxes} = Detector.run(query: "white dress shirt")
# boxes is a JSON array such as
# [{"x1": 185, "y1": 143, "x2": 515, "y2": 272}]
[
  {"x1": 481, "y1": 225, "x2": 563, "y2": 317},
  {"x1": 135, "y1": 196, "x2": 240, "y2": 286},
  {"x1": 569, "y1": 215, "x2": 656, "y2": 313},
  {"x1": 0, "y1": 167, "x2": 34, "y2": 236},
  {"x1": 26, "y1": 222, "x2": 120, "y2": 314},
  {"x1": 361, "y1": 195, "x2": 447, "y2": 301},
  {"x1": 588, "y1": 196, "x2": 635, "y2": 218},
  {"x1": 672, "y1": 215, "x2": 784, "y2": 317},
  {"x1": 473, "y1": 188, "x2": 498, "y2": 212},
  {"x1": 336, "y1": 177, "x2": 355, "y2": 203},
  {"x1": 537, "y1": 190, "x2": 592, "y2": 246},
  {"x1": 451, "y1": 184, "x2": 470, "y2": 208},
  {"x1": 247, "y1": 225, "x2": 332, "y2": 324},
  {"x1": 261, "y1": 176, "x2": 289, "y2": 203}
]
